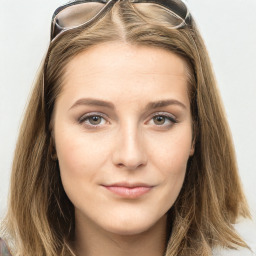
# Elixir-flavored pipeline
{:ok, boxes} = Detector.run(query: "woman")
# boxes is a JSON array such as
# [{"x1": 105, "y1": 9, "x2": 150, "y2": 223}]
[{"x1": 0, "y1": 0, "x2": 254, "y2": 255}]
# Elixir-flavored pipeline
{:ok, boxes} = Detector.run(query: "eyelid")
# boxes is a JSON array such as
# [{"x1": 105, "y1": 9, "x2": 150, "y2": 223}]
[
  {"x1": 78, "y1": 112, "x2": 109, "y2": 124},
  {"x1": 77, "y1": 111, "x2": 177, "y2": 129},
  {"x1": 146, "y1": 111, "x2": 178, "y2": 128},
  {"x1": 149, "y1": 111, "x2": 177, "y2": 121}
]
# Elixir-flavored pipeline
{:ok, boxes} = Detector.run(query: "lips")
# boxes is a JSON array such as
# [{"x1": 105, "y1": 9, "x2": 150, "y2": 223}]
[{"x1": 102, "y1": 182, "x2": 153, "y2": 199}]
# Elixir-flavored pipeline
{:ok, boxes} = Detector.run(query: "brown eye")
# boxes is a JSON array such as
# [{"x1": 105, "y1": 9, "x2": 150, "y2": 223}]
[
  {"x1": 153, "y1": 116, "x2": 166, "y2": 125},
  {"x1": 79, "y1": 113, "x2": 107, "y2": 128},
  {"x1": 148, "y1": 113, "x2": 177, "y2": 128},
  {"x1": 88, "y1": 116, "x2": 102, "y2": 125}
]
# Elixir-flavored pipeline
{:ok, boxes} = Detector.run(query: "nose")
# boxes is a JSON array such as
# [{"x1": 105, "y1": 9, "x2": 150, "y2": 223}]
[{"x1": 112, "y1": 124, "x2": 147, "y2": 170}]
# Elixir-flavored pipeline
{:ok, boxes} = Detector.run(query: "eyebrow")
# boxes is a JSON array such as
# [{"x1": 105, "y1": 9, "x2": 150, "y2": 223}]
[{"x1": 69, "y1": 98, "x2": 187, "y2": 111}]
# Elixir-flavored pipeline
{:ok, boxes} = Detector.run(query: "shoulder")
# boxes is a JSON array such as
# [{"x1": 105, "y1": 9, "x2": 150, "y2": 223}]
[
  {"x1": 212, "y1": 218, "x2": 256, "y2": 256},
  {"x1": 212, "y1": 246, "x2": 256, "y2": 256},
  {"x1": 0, "y1": 238, "x2": 12, "y2": 256}
]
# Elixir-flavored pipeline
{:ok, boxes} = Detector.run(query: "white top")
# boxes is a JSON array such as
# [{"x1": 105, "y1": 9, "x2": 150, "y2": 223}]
[
  {"x1": 213, "y1": 247, "x2": 256, "y2": 256},
  {"x1": 212, "y1": 218, "x2": 256, "y2": 256}
]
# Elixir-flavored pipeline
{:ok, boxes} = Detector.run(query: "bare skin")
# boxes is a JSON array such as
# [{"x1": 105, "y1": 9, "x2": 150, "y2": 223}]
[{"x1": 53, "y1": 42, "x2": 194, "y2": 256}]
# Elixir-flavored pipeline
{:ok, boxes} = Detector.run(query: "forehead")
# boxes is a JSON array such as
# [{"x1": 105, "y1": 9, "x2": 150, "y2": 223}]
[
  {"x1": 58, "y1": 42, "x2": 190, "y2": 108},
  {"x1": 64, "y1": 42, "x2": 189, "y2": 81}
]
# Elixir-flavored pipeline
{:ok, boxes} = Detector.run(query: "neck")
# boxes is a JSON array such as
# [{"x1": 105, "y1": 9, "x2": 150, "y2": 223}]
[{"x1": 73, "y1": 214, "x2": 168, "y2": 256}]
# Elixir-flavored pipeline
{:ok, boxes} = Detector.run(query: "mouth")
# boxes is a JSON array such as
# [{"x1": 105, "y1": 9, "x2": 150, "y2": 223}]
[{"x1": 101, "y1": 182, "x2": 154, "y2": 199}]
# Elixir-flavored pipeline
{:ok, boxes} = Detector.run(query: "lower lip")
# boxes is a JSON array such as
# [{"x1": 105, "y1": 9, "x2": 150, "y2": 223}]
[{"x1": 103, "y1": 186, "x2": 152, "y2": 198}]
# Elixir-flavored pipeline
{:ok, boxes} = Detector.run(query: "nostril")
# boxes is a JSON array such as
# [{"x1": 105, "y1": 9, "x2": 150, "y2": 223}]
[
  {"x1": 117, "y1": 163, "x2": 125, "y2": 168},
  {"x1": 115, "y1": 160, "x2": 146, "y2": 170}
]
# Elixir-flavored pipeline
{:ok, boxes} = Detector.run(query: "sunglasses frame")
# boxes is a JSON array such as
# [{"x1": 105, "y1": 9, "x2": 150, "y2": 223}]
[
  {"x1": 51, "y1": 0, "x2": 190, "y2": 41},
  {"x1": 44, "y1": 0, "x2": 191, "y2": 132}
]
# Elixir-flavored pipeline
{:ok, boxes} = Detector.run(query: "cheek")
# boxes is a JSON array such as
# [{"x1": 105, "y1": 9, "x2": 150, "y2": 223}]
[
  {"x1": 54, "y1": 125, "x2": 110, "y2": 195},
  {"x1": 56, "y1": 132, "x2": 110, "y2": 178},
  {"x1": 56, "y1": 135, "x2": 86, "y2": 178},
  {"x1": 148, "y1": 125, "x2": 192, "y2": 205},
  {"x1": 54, "y1": 130, "x2": 112, "y2": 211},
  {"x1": 149, "y1": 124, "x2": 192, "y2": 175}
]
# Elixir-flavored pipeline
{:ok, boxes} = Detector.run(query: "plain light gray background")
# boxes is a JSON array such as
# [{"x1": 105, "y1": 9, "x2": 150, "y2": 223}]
[{"x1": 0, "y1": 0, "x2": 256, "y2": 225}]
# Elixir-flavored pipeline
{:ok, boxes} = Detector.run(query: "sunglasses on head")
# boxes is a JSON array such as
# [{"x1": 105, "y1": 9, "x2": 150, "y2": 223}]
[
  {"x1": 44, "y1": 0, "x2": 191, "y2": 129},
  {"x1": 51, "y1": 0, "x2": 191, "y2": 41}
]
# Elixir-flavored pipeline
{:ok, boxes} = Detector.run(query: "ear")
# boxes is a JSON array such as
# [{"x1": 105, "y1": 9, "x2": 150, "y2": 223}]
[
  {"x1": 189, "y1": 126, "x2": 197, "y2": 156},
  {"x1": 50, "y1": 135, "x2": 58, "y2": 161},
  {"x1": 189, "y1": 138, "x2": 195, "y2": 156},
  {"x1": 49, "y1": 115, "x2": 56, "y2": 143},
  {"x1": 49, "y1": 121, "x2": 58, "y2": 161},
  {"x1": 190, "y1": 120, "x2": 197, "y2": 156}
]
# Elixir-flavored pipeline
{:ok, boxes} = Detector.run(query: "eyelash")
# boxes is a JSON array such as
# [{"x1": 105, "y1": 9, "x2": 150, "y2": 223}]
[
  {"x1": 78, "y1": 112, "x2": 178, "y2": 129},
  {"x1": 150, "y1": 113, "x2": 178, "y2": 127},
  {"x1": 78, "y1": 112, "x2": 107, "y2": 129}
]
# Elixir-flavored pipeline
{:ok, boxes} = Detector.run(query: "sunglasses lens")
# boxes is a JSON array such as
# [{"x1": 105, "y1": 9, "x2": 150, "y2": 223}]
[
  {"x1": 51, "y1": 0, "x2": 190, "y2": 40},
  {"x1": 52, "y1": 2, "x2": 105, "y2": 38},
  {"x1": 135, "y1": 3, "x2": 188, "y2": 28}
]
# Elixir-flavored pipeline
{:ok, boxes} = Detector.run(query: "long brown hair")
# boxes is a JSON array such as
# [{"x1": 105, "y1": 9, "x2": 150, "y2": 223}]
[{"x1": 1, "y1": 1, "x2": 251, "y2": 255}]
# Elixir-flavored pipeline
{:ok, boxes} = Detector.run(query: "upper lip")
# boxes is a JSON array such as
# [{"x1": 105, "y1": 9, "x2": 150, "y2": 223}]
[{"x1": 102, "y1": 182, "x2": 153, "y2": 188}]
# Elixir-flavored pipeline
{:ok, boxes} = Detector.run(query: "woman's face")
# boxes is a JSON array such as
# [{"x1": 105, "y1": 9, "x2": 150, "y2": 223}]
[{"x1": 53, "y1": 42, "x2": 194, "y2": 236}]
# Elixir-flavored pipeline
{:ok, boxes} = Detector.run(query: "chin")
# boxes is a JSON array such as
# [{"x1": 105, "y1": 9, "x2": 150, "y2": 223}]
[
  {"x1": 106, "y1": 225, "x2": 152, "y2": 236},
  {"x1": 101, "y1": 213, "x2": 165, "y2": 236}
]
